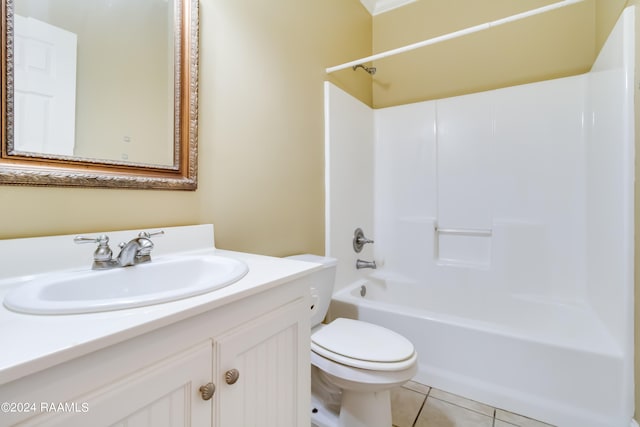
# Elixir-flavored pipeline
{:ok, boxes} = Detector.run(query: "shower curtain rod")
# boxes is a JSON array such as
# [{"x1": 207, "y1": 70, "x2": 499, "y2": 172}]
[{"x1": 326, "y1": 0, "x2": 585, "y2": 74}]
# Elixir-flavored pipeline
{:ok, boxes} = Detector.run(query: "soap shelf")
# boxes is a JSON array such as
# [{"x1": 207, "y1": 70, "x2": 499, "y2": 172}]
[{"x1": 435, "y1": 227, "x2": 492, "y2": 237}]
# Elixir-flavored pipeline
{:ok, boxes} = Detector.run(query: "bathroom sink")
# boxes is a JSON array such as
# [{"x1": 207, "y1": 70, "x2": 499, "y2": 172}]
[{"x1": 3, "y1": 255, "x2": 249, "y2": 315}]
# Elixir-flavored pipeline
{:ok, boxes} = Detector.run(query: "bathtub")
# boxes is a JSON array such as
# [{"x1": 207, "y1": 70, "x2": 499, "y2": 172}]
[{"x1": 329, "y1": 277, "x2": 627, "y2": 427}]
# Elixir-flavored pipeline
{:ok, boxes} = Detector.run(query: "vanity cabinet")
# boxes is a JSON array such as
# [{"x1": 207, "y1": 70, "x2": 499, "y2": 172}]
[
  {"x1": 23, "y1": 341, "x2": 214, "y2": 427},
  {"x1": 215, "y1": 298, "x2": 304, "y2": 426},
  {"x1": 0, "y1": 278, "x2": 311, "y2": 427}
]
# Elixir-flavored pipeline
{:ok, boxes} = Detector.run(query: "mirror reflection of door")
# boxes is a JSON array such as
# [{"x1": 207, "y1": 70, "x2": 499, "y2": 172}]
[{"x1": 14, "y1": 14, "x2": 77, "y2": 156}]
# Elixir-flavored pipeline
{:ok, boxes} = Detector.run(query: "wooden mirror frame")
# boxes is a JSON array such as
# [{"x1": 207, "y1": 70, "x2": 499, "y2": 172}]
[{"x1": 0, "y1": 0, "x2": 198, "y2": 190}]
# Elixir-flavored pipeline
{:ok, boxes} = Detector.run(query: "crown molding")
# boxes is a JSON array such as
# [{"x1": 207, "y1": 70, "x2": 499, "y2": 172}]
[{"x1": 360, "y1": 0, "x2": 416, "y2": 16}]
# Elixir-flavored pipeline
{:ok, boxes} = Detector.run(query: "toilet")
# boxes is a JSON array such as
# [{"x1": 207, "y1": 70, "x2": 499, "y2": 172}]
[{"x1": 287, "y1": 254, "x2": 417, "y2": 427}]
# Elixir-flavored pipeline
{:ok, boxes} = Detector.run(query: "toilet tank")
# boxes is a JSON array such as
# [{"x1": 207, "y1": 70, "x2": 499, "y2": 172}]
[{"x1": 285, "y1": 254, "x2": 337, "y2": 328}]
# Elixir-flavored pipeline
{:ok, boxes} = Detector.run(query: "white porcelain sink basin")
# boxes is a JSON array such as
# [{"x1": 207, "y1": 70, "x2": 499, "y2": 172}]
[{"x1": 3, "y1": 255, "x2": 249, "y2": 315}]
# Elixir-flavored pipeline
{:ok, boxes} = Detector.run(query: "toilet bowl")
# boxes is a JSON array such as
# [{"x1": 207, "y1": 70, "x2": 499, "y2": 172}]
[
  {"x1": 311, "y1": 318, "x2": 417, "y2": 427},
  {"x1": 286, "y1": 255, "x2": 418, "y2": 427}
]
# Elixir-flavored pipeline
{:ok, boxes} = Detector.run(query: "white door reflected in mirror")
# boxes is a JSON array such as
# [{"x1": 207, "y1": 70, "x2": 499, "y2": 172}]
[{"x1": 14, "y1": 15, "x2": 77, "y2": 156}]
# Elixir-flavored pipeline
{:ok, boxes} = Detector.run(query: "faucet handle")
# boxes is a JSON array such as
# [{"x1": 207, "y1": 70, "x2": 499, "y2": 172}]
[
  {"x1": 74, "y1": 234, "x2": 109, "y2": 245},
  {"x1": 138, "y1": 230, "x2": 165, "y2": 239},
  {"x1": 135, "y1": 230, "x2": 164, "y2": 259},
  {"x1": 353, "y1": 228, "x2": 374, "y2": 253},
  {"x1": 74, "y1": 234, "x2": 110, "y2": 253},
  {"x1": 74, "y1": 234, "x2": 115, "y2": 268}
]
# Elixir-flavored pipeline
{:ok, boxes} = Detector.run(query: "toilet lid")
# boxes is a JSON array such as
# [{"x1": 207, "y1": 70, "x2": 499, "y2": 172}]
[{"x1": 311, "y1": 318, "x2": 416, "y2": 370}]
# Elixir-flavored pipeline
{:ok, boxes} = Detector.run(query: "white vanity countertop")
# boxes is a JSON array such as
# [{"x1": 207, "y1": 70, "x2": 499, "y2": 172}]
[{"x1": 0, "y1": 225, "x2": 321, "y2": 385}]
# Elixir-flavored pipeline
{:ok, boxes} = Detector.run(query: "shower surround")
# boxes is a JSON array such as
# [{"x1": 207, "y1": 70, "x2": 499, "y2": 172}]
[{"x1": 325, "y1": 7, "x2": 635, "y2": 427}]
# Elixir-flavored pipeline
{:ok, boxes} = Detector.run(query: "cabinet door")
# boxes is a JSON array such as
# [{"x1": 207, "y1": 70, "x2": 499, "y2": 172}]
[
  {"x1": 214, "y1": 299, "x2": 310, "y2": 427},
  {"x1": 18, "y1": 341, "x2": 213, "y2": 427}
]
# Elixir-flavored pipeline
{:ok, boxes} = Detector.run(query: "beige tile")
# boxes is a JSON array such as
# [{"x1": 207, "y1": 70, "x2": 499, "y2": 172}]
[
  {"x1": 494, "y1": 420, "x2": 519, "y2": 427},
  {"x1": 428, "y1": 388, "x2": 494, "y2": 417},
  {"x1": 495, "y1": 409, "x2": 555, "y2": 427},
  {"x1": 403, "y1": 380, "x2": 431, "y2": 395},
  {"x1": 391, "y1": 386, "x2": 426, "y2": 427},
  {"x1": 414, "y1": 397, "x2": 493, "y2": 427}
]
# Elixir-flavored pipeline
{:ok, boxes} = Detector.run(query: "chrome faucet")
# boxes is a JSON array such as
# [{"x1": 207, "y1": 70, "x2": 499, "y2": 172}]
[
  {"x1": 117, "y1": 231, "x2": 163, "y2": 266},
  {"x1": 116, "y1": 238, "x2": 146, "y2": 267},
  {"x1": 75, "y1": 230, "x2": 164, "y2": 269},
  {"x1": 356, "y1": 259, "x2": 377, "y2": 269}
]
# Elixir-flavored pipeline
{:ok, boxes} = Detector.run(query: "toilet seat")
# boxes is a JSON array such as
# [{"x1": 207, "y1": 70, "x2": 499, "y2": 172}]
[{"x1": 311, "y1": 318, "x2": 417, "y2": 371}]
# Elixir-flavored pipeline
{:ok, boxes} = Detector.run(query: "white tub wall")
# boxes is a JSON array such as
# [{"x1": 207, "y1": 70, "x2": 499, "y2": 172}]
[
  {"x1": 436, "y1": 90, "x2": 495, "y2": 232},
  {"x1": 585, "y1": 6, "x2": 636, "y2": 419},
  {"x1": 373, "y1": 75, "x2": 587, "y2": 303},
  {"x1": 373, "y1": 101, "x2": 437, "y2": 281},
  {"x1": 326, "y1": 6, "x2": 636, "y2": 322},
  {"x1": 586, "y1": 4, "x2": 635, "y2": 352},
  {"x1": 324, "y1": 82, "x2": 374, "y2": 292},
  {"x1": 490, "y1": 76, "x2": 587, "y2": 302}
]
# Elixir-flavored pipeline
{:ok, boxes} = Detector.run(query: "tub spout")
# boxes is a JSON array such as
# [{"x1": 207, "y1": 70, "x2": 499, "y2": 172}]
[{"x1": 356, "y1": 259, "x2": 377, "y2": 269}]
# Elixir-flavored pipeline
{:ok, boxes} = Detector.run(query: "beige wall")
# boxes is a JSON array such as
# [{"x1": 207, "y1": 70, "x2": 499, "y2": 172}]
[
  {"x1": 368, "y1": 0, "x2": 631, "y2": 108},
  {"x1": 597, "y1": 0, "x2": 629, "y2": 52},
  {"x1": 198, "y1": 0, "x2": 371, "y2": 255},
  {"x1": 372, "y1": 0, "x2": 596, "y2": 107},
  {"x1": 0, "y1": 0, "x2": 372, "y2": 257}
]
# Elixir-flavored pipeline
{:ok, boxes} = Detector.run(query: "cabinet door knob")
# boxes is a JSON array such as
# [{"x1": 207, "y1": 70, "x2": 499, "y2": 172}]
[
  {"x1": 225, "y1": 369, "x2": 240, "y2": 385},
  {"x1": 199, "y1": 382, "x2": 215, "y2": 401}
]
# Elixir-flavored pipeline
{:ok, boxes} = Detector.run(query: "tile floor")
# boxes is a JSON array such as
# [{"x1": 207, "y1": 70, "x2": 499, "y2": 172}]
[{"x1": 391, "y1": 381, "x2": 555, "y2": 427}]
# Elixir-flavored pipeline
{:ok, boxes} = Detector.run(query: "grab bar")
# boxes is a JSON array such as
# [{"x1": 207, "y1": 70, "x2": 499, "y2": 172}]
[{"x1": 435, "y1": 227, "x2": 492, "y2": 237}]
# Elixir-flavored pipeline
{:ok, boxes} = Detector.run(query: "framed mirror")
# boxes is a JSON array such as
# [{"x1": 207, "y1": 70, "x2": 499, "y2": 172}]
[{"x1": 1, "y1": 0, "x2": 198, "y2": 190}]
